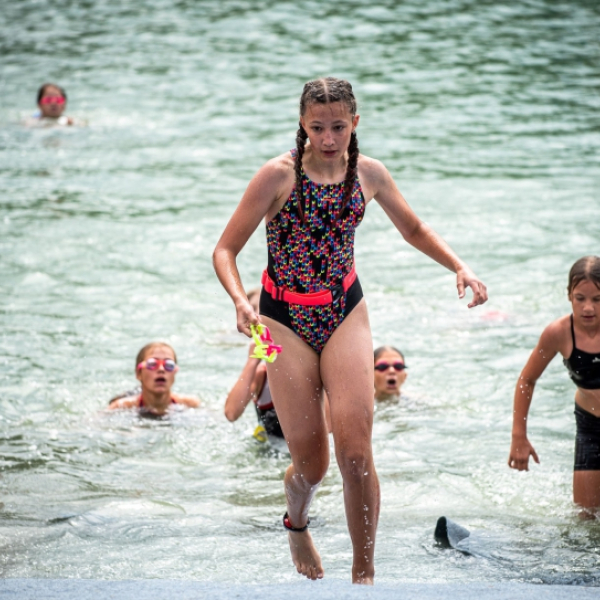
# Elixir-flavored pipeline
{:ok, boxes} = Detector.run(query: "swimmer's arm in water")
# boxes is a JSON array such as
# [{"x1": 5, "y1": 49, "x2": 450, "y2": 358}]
[
  {"x1": 108, "y1": 388, "x2": 140, "y2": 405},
  {"x1": 171, "y1": 393, "x2": 200, "y2": 408},
  {"x1": 508, "y1": 320, "x2": 563, "y2": 471},
  {"x1": 224, "y1": 345, "x2": 267, "y2": 422},
  {"x1": 213, "y1": 155, "x2": 293, "y2": 337},
  {"x1": 108, "y1": 395, "x2": 139, "y2": 410},
  {"x1": 108, "y1": 393, "x2": 199, "y2": 409},
  {"x1": 24, "y1": 115, "x2": 77, "y2": 127},
  {"x1": 363, "y1": 157, "x2": 487, "y2": 308}
]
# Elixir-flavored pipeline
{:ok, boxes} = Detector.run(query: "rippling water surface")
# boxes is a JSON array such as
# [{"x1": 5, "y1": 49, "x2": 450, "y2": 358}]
[{"x1": 1, "y1": 0, "x2": 599, "y2": 586}]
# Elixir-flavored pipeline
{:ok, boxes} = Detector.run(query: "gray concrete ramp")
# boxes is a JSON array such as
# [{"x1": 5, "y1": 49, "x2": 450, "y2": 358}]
[{"x1": 0, "y1": 579, "x2": 598, "y2": 600}]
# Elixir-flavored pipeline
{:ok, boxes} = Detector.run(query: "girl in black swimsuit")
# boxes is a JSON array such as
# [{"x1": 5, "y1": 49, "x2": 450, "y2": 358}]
[{"x1": 509, "y1": 255, "x2": 600, "y2": 515}]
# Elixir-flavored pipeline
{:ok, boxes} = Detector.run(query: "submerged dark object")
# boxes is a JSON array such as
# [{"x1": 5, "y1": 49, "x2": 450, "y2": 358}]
[{"x1": 434, "y1": 516, "x2": 471, "y2": 552}]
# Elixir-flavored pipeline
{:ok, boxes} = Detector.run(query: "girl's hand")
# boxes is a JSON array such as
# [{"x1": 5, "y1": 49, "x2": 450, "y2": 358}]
[
  {"x1": 456, "y1": 267, "x2": 488, "y2": 308},
  {"x1": 508, "y1": 436, "x2": 540, "y2": 471},
  {"x1": 235, "y1": 299, "x2": 260, "y2": 338}
]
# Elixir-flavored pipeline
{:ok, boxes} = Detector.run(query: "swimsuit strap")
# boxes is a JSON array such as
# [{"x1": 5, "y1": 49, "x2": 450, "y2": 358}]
[{"x1": 570, "y1": 314, "x2": 576, "y2": 349}]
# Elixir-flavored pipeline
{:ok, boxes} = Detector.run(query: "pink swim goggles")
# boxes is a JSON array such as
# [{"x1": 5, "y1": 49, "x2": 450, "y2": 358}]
[
  {"x1": 40, "y1": 96, "x2": 65, "y2": 105},
  {"x1": 137, "y1": 358, "x2": 178, "y2": 372}
]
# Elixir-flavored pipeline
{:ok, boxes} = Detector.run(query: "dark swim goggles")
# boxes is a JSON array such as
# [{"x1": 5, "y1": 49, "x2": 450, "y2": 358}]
[
  {"x1": 374, "y1": 361, "x2": 406, "y2": 372},
  {"x1": 137, "y1": 358, "x2": 178, "y2": 372}
]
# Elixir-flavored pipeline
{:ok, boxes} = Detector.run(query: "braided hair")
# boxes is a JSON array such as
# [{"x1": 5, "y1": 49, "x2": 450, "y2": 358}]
[{"x1": 295, "y1": 77, "x2": 359, "y2": 222}]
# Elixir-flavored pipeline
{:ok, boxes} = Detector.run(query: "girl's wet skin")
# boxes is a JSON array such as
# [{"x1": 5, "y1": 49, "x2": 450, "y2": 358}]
[
  {"x1": 213, "y1": 77, "x2": 487, "y2": 584},
  {"x1": 508, "y1": 256, "x2": 600, "y2": 514}
]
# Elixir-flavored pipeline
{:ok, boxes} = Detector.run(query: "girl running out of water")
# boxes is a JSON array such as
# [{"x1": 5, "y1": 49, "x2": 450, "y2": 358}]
[
  {"x1": 509, "y1": 256, "x2": 600, "y2": 515},
  {"x1": 213, "y1": 77, "x2": 487, "y2": 584}
]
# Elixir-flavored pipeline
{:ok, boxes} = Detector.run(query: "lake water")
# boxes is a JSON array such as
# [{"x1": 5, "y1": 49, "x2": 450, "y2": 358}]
[{"x1": 1, "y1": 0, "x2": 599, "y2": 586}]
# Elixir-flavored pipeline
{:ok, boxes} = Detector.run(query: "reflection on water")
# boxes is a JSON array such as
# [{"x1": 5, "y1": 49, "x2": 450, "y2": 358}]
[{"x1": 1, "y1": 0, "x2": 600, "y2": 586}]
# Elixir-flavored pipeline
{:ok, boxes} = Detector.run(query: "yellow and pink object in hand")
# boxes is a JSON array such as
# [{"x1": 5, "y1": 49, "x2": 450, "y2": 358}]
[{"x1": 250, "y1": 324, "x2": 282, "y2": 363}]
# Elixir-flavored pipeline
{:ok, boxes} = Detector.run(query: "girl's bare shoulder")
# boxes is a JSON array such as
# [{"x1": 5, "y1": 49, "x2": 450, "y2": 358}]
[
  {"x1": 539, "y1": 314, "x2": 571, "y2": 351},
  {"x1": 356, "y1": 154, "x2": 395, "y2": 195},
  {"x1": 247, "y1": 152, "x2": 295, "y2": 202},
  {"x1": 261, "y1": 151, "x2": 295, "y2": 180},
  {"x1": 357, "y1": 154, "x2": 387, "y2": 178},
  {"x1": 356, "y1": 154, "x2": 399, "y2": 204}
]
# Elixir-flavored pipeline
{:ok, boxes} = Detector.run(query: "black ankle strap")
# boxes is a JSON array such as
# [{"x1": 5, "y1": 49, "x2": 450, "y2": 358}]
[{"x1": 283, "y1": 512, "x2": 310, "y2": 532}]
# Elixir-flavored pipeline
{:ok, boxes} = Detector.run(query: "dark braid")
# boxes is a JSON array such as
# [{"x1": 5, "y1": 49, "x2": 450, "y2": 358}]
[
  {"x1": 295, "y1": 122, "x2": 308, "y2": 222},
  {"x1": 337, "y1": 130, "x2": 359, "y2": 220},
  {"x1": 298, "y1": 77, "x2": 359, "y2": 222}
]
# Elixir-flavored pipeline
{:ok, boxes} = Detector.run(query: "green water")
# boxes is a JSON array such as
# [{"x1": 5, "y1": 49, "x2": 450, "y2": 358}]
[{"x1": 1, "y1": 0, "x2": 599, "y2": 585}]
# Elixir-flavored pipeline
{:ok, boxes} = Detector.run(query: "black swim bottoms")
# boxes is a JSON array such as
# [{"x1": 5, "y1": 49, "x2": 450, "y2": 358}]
[
  {"x1": 254, "y1": 404, "x2": 284, "y2": 438},
  {"x1": 574, "y1": 403, "x2": 600, "y2": 471},
  {"x1": 259, "y1": 276, "x2": 364, "y2": 354}
]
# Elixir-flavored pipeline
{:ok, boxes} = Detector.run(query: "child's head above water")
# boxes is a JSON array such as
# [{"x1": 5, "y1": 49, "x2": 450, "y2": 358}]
[
  {"x1": 37, "y1": 83, "x2": 68, "y2": 119},
  {"x1": 373, "y1": 345, "x2": 407, "y2": 400},
  {"x1": 108, "y1": 341, "x2": 199, "y2": 415},
  {"x1": 135, "y1": 342, "x2": 179, "y2": 395}
]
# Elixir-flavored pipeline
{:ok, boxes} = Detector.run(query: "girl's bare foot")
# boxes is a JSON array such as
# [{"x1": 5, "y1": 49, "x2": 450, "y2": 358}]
[
  {"x1": 352, "y1": 571, "x2": 374, "y2": 585},
  {"x1": 287, "y1": 528, "x2": 324, "y2": 580}
]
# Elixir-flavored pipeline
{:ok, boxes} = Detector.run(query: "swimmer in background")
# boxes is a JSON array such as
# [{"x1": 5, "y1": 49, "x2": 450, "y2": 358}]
[
  {"x1": 109, "y1": 342, "x2": 200, "y2": 417},
  {"x1": 373, "y1": 346, "x2": 408, "y2": 401},
  {"x1": 25, "y1": 83, "x2": 75, "y2": 127},
  {"x1": 225, "y1": 289, "x2": 284, "y2": 439},
  {"x1": 508, "y1": 256, "x2": 600, "y2": 515},
  {"x1": 224, "y1": 289, "x2": 331, "y2": 439}
]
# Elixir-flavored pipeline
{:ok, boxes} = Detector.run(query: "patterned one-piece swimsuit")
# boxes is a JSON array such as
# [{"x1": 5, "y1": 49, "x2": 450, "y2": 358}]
[{"x1": 259, "y1": 151, "x2": 365, "y2": 354}]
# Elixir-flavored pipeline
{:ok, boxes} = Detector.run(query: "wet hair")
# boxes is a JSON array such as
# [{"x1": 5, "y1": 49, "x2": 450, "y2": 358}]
[
  {"x1": 374, "y1": 346, "x2": 405, "y2": 364},
  {"x1": 135, "y1": 342, "x2": 177, "y2": 370},
  {"x1": 37, "y1": 83, "x2": 67, "y2": 103},
  {"x1": 567, "y1": 256, "x2": 600, "y2": 295},
  {"x1": 295, "y1": 77, "x2": 359, "y2": 222}
]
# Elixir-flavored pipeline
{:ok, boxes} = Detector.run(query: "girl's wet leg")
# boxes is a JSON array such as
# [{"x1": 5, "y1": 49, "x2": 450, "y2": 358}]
[
  {"x1": 262, "y1": 316, "x2": 329, "y2": 579},
  {"x1": 321, "y1": 300, "x2": 380, "y2": 583}
]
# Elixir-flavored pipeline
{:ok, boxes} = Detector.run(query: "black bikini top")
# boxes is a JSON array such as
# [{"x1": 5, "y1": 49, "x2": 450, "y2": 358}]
[{"x1": 563, "y1": 315, "x2": 600, "y2": 390}]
